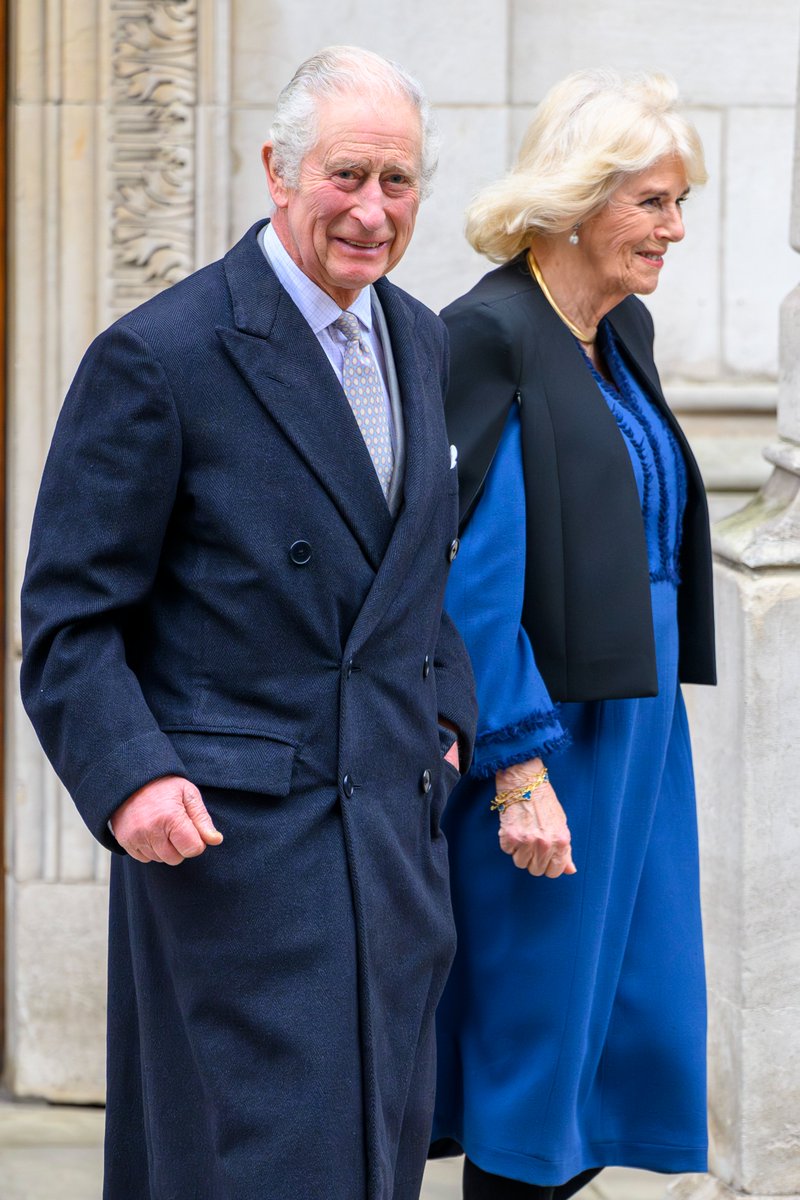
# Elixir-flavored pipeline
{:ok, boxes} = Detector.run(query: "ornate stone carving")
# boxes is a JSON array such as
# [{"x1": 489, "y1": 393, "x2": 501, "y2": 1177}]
[{"x1": 110, "y1": 0, "x2": 197, "y2": 317}]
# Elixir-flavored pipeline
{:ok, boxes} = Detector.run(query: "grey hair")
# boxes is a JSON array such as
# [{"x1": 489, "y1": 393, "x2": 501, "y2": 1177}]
[
  {"x1": 466, "y1": 68, "x2": 708, "y2": 263},
  {"x1": 269, "y1": 45, "x2": 440, "y2": 200}
]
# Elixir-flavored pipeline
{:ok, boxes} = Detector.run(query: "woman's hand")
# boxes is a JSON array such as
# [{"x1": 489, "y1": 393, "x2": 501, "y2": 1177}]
[{"x1": 495, "y1": 758, "x2": 576, "y2": 878}]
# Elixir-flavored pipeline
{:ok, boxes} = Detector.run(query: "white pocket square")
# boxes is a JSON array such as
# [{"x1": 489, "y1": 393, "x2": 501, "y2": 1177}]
[{"x1": 450, "y1": 444, "x2": 458, "y2": 469}]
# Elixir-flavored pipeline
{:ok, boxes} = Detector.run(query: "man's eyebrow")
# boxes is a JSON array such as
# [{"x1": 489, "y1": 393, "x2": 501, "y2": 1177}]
[
  {"x1": 324, "y1": 154, "x2": 419, "y2": 175},
  {"x1": 325, "y1": 157, "x2": 364, "y2": 171}
]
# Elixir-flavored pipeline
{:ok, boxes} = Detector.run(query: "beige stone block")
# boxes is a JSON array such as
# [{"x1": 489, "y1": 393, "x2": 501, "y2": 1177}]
[
  {"x1": 11, "y1": 682, "x2": 52, "y2": 883},
  {"x1": 646, "y1": 110, "x2": 722, "y2": 381},
  {"x1": 14, "y1": 2, "x2": 47, "y2": 102},
  {"x1": 508, "y1": 105, "x2": 537, "y2": 167},
  {"x1": 779, "y1": 286, "x2": 800, "y2": 442},
  {"x1": 59, "y1": 104, "x2": 103, "y2": 380},
  {"x1": 14, "y1": 0, "x2": 102, "y2": 103},
  {"x1": 231, "y1": 0, "x2": 507, "y2": 106},
  {"x1": 391, "y1": 107, "x2": 509, "y2": 313},
  {"x1": 229, "y1": 106, "x2": 274, "y2": 242},
  {"x1": 677, "y1": 412, "x2": 775, "y2": 491},
  {"x1": 668, "y1": 1175, "x2": 799, "y2": 1199},
  {"x1": 739, "y1": 1008, "x2": 800, "y2": 1193},
  {"x1": 196, "y1": 106, "x2": 234, "y2": 269},
  {"x1": 691, "y1": 563, "x2": 800, "y2": 1195},
  {"x1": 723, "y1": 108, "x2": 797, "y2": 377},
  {"x1": 704, "y1": 492, "x2": 758, "y2": 523},
  {"x1": 10, "y1": 105, "x2": 49, "y2": 650},
  {"x1": 706, "y1": 984, "x2": 744, "y2": 1184},
  {"x1": 509, "y1": 0, "x2": 799, "y2": 106},
  {"x1": 61, "y1": 0, "x2": 101, "y2": 103},
  {"x1": 11, "y1": 665, "x2": 112, "y2": 886},
  {"x1": 0, "y1": 1103, "x2": 104, "y2": 1199},
  {"x1": 8, "y1": 882, "x2": 108, "y2": 1103}
]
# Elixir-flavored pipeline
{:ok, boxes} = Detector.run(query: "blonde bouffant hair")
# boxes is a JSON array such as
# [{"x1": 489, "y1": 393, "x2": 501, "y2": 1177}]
[{"x1": 466, "y1": 69, "x2": 707, "y2": 264}]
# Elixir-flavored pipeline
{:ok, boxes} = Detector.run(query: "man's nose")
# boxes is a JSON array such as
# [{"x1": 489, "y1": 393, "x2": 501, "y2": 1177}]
[{"x1": 352, "y1": 179, "x2": 387, "y2": 230}]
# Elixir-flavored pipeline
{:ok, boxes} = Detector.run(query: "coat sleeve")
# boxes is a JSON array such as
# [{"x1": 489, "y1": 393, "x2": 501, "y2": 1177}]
[
  {"x1": 20, "y1": 324, "x2": 189, "y2": 849},
  {"x1": 444, "y1": 403, "x2": 570, "y2": 780}
]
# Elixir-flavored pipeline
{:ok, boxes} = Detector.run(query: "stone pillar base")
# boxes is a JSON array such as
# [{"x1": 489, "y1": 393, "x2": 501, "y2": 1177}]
[{"x1": 667, "y1": 1175, "x2": 800, "y2": 1200}]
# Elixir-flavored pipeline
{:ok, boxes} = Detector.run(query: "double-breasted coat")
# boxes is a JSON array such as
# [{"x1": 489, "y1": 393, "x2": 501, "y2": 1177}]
[{"x1": 20, "y1": 220, "x2": 477, "y2": 1200}]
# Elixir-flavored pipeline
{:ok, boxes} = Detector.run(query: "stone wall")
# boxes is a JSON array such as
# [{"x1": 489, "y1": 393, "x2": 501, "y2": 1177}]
[{"x1": 5, "y1": 0, "x2": 799, "y2": 1103}]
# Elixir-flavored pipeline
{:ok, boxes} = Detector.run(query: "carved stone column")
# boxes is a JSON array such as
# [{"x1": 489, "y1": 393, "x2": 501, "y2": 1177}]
[
  {"x1": 5, "y1": 0, "x2": 228, "y2": 1099},
  {"x1": 667, "y1": 54, "x2": 800, "y2": 1200}
]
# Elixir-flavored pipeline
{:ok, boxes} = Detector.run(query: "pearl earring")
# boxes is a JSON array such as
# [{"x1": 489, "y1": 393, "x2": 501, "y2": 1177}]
[{"x1": 569, "y1": 226, "x2": 580, "y2": 246}]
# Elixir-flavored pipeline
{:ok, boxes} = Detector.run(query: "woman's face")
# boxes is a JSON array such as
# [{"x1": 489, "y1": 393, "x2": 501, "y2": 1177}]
[{"x1": 579, "y1": 155, "x2": 689, "y2": 302}]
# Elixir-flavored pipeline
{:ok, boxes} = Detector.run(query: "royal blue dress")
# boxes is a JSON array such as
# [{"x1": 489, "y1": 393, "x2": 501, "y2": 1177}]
[{"x1": 432, "y1": 322, "x2": 708, "y2": 1186}]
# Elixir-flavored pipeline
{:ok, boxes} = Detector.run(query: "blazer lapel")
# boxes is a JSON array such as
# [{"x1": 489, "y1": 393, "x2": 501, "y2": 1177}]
[
  {"x1": 216, "y1": 223, "x2": 393, "y2": 572},
  {"x1": 606, "y1": 301, "x2": 666, "y2": 404}
]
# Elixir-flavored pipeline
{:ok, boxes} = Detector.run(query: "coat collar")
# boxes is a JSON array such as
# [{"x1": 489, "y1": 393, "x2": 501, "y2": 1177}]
[{"x1": 217, "y1": 221, "x2": 439, "y2": 579}]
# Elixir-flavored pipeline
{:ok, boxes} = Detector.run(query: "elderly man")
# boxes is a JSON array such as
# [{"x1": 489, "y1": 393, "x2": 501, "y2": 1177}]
[{"x1": 21, "y1": 46, "x2": 476, "y2": 1200}]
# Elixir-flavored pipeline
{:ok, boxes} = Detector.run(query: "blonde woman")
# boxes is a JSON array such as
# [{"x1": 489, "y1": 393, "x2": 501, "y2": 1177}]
[{"x1": 431, "y1": 70, "x2": 715, "y2": 1199}]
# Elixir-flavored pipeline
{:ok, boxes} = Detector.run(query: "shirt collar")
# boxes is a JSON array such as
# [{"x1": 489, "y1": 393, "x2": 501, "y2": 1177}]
[{"x1": 260, "y1": 221, "x2": 374, "y2": 334}]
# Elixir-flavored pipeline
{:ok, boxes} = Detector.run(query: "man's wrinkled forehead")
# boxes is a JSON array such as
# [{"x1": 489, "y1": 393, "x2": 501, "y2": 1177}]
[{"x1": 305, "y1": 88, "x2": 423, "y2": 170}]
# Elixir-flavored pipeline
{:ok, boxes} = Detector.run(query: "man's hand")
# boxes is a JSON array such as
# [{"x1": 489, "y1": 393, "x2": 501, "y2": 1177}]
[{"x1": 110, "y1": 775, "x2": 223, "y2": 866}]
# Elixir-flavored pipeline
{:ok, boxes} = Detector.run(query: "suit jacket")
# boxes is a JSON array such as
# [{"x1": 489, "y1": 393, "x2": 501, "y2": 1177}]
[
  {"x1": 20, "y1": 220, "x2": 477, "y2": 1199},
  {"x1": 442, "y1": 255, "x2": 716, "y2": 702}
]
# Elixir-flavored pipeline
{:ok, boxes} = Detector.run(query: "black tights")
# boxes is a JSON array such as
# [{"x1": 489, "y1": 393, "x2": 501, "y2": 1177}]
[{"x1": 463, "y1": 1157, "x2": 602, "y2": 1200}]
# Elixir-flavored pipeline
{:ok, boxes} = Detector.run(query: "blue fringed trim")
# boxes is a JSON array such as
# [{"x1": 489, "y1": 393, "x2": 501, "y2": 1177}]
[
  {"x1": 650, "y1": 564, "x2": 682, "y2": 586},
  {"x1": 471, "y1": 729, "x2": 573, "y2": 779},
  {"x1": 613, "y1": 408, "x2": 653, "y2": 515},
  {"x1": 475, "y1": 707, "x2": 561, "y2": 747},
  {"x1": 604, "y1": 326, "x2": 687, "y2": 580}
]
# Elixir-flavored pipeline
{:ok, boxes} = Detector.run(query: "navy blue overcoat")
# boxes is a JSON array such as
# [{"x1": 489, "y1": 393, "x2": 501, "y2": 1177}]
[{"x1": 20, "y1": 221, "x2": 477, "y2": 1200}]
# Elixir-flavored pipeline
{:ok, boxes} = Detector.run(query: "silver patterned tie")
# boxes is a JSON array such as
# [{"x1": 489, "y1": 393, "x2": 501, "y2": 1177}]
[{"x1": 332, "y1": 311, "x2": 394, "y2": 499}]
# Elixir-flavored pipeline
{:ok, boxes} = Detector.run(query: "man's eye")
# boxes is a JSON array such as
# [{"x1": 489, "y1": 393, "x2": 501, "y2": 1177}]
[{"x1": 335, "y1": 170, "x2": 357, "y2": 181}]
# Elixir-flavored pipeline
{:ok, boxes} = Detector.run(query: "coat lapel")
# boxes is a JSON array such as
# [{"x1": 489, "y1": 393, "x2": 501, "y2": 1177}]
[
  {"x1": 343, "y1": 277, "x2": 445, "y2": 648},
  {"x1": 374, "y1": 277, "x2": 439, "y2": 541},
  {"x1": 217, "y1": 223, "x2": 393, "y2": 572},
  {"x1": 606, "y1": 300, "x2": 666, "y2": 404}
]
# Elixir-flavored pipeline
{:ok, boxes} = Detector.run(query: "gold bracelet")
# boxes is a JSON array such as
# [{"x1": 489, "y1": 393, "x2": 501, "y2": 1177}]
[{"x1": 490, "y1": 767, "x2": 549, "y2": 814}]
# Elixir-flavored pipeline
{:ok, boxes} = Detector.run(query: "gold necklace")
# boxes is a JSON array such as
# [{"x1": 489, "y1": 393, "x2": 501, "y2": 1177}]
[{"x1": 526, "y1": 250, "x2": 596, "y2": 344}]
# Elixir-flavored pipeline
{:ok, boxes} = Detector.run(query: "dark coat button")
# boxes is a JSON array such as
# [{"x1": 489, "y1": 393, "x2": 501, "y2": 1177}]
[
  {"x1": 289, "y1": 539, "x2": 312, "y2": 565},
  {"x1": 421, "y1": 769, "x2": 432, "y2": 794},
  {"x1": 422, "y1": 655, "x2": 431, "y2": 679},
  {"x1": 342, "y1": 774, "x2": 354, "y2": 798},
  {"x1": 448, "y1": 538, "x2": 460, "y2": 562},
  {"x1": 345, "y1": 658, "x2": 354, "y2": 678}
]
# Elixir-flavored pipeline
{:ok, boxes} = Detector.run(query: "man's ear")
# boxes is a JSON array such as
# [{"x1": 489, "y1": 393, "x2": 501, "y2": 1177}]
[{"x1": 262, "y1": 144, "x2": 289, "y2": 209}]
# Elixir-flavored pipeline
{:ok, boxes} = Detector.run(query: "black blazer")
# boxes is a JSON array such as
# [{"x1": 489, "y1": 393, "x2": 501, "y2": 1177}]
[{"x1": 443, "y1": 256, "x2": 716, "y2": 702}]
